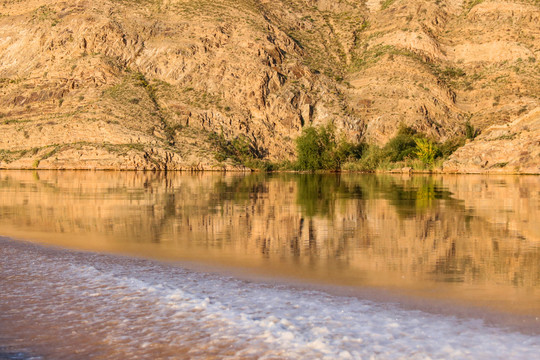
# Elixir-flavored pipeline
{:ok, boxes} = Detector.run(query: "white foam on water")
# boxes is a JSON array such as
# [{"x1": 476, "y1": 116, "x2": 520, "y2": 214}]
[{"x1": 1, "y1": 238, "x2": 539, "y2": 359}]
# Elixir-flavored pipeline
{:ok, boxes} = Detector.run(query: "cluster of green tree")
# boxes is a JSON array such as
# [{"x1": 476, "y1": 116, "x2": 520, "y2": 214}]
[
  {"x1": 211, "y1": 122, "x2": 475, "y2": 172},
  {"x1": 294, "y1": 124, "x2": 364, "y2": 171},
  {"x1": 294, "y1": 124, "x2": 471, "y2": 172}
]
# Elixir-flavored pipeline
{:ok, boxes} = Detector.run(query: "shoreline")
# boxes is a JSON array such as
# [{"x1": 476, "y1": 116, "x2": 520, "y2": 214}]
[{"x1": 0, "y1": 166, "x2": 539, "y2": 175}]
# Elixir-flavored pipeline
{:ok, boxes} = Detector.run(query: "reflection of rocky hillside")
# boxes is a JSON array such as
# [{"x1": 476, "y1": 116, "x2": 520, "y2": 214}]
[
  {"x1": 440, "y1": 174, "x2": 540, "y2": 243},
  {"x1": 0, "y1": 1, "x2": 538, "y2": 170},
  {"x1": 0, "y1": 171, "x2": 538, "y2": 294},
  {"x1": 292, "y1": 174, "x2": 540, "y2": 288}
]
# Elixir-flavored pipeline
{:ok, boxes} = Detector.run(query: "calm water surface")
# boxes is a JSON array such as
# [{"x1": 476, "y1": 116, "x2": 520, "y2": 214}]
[{"x1": 0, "y1": 171, "x2": 539, "y2": 358}]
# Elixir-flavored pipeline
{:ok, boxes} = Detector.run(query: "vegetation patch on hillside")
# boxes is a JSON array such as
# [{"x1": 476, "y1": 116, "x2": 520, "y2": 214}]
[
  {"x1": 209, "y1": 131, "x2": 275, "y2": 171},
  {"x1": 210, "y1": 122, "x2": 471, "y2": 173},
  {"x1": 292, "y1": 124, "x2": 468, "y2": 173},
  {"x1": 295, "y1": 124, "x2": 364, "y2": 171}
]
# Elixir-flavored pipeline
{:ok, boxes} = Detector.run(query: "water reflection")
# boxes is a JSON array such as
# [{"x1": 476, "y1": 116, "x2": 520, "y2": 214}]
[
  {"x1": 294, "y1": 174, "x2": 458, "y2": 218},
  {"x1": 0, "y1": 171, "x2": 539, "y2": 314}
]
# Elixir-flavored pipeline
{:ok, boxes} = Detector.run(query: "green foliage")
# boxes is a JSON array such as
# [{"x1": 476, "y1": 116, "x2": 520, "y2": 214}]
[
  {"x1": 441, "y1": 67, "x2": 466, "y2": 78},
  {"x1": 41, "y1": 146, "x2": 59, "y2": 160},
  {"x1": 2, "y1": 119, "x2": 31, "y2": 125},
  {"x1": 345, "y1": 126, "x2": 423, "y2": 171},
  {"x1": 466, "y1": 0, "x2": 485, "y2": 11},
  {"x1": 32, "y1": 5, "x2": 58, "y2": 25},
  {"x1": 209, "y1": 131, "x2": 272, "y2": 170},
  {"x1": 0, "y1": 149, "x2": 19, "y2": 164},
  {"x1": 439, "y1": 137, "x2": 466, "y2": 158},
  {"x1": 295, "y1": 127, "x2": 324, "y2": 171},
  {"x1": 295, "y1": 124, "x2": 364, "y2": 171},
  {"x1": 164, "y1": 124, "x2": 184, "y2": 140},
  {"x1": 344, "y1": 125, "x2": 469, "y2": 171},
  {"x1": 296, "y1": 127, "x2": 331, "y2": 170},
  {"x1": 381, "y1": 126, "x2": 420, "y2": 162},
  {"x1": 133, "y1": 72, "x2": 158, "y2": 103},
  {"x1": 337, "y1": 139, "x2": 367, "y2": 162},
  {"x1": 380, "y1": 0, "x2": 396, "y2": 10},
  {"x1": 465, "y1": 121, "x2": 479, "y2": 139},
  {"x1": 414, "y1": 138, "x2": 439, "y2": 165},
  {"x1": 359, "y1": 20, "x2": 370, "y2": 31},
  {"x1": 353, "y1": 145, "x2": 384, "y2": 171},
  {"x1": 208, "y1": 122, "x2": 469, "y2": 173},
  {"x1": 210, "y1": 132, "x2": 250, "y2": 161}
]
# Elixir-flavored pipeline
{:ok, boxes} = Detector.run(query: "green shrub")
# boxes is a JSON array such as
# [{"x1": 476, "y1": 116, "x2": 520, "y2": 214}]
[
  {"x1": 296, "y1": 126, "x2": 328, "y2": 170},
  {"x1": 380, "y1": 0, "x2": 396, "y2": 10},
  {"x1": 381, "y1": 125, "x2": 422, "y2": 162},
  {"x1": 414, "y1": 138, "x2": 439, "y2": 165},
  {"x1": 439, "y1": 137, "x2": 466, "y2": 158},
  {"x1": 465, "y1": 121, "x2": 479, "y2": 139},
  {"x1": 343, "y1": 125, "x2": 470, "y2": 171},
  {"x1": 338, "y1": 140, "x2": 366, "y2": 160},
  {"x1": 354, "y1": 145, "x2": 384, "y2": 171},
  {"x1": 405, "y1": 158, "x2": 429, "y2": 171},
  {"x1": 295, "y1": 124, "x2": 364, "y2": 171},
  {"x1": 441, "y1": 67, "x2": 465, "y2": 78},
  {"x1": 208, "y1": 132, "x2": 279, "y2": 171},
  {"x1": 295, "y1": 125, "x2": 339, "y2": 171},
  {"x1": 466, "y1": 0, "x2": 485, "y2": 11},
  {"x1": 343, "y1": 126, "x2": 421, "y2": 171},
  {"x1": 210, "y1": 132, "x2": 257, "y2": 163}
]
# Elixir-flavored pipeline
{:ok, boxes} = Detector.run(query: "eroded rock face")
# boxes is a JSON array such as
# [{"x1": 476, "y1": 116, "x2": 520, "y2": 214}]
[
  {"x1": 0, "y1": 0, "x2": 352, "y2": 169},
  {"x1": 443, "y1": 109, "x2": 540, "y2": 174},
  {"x1": 0, "y1": 0, "x2": 538, "y2": 171}
]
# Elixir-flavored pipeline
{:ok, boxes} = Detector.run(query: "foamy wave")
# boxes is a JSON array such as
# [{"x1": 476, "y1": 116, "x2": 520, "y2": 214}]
[{"x1": 1, "y1": 239, "x2": 538, "y2": 359}]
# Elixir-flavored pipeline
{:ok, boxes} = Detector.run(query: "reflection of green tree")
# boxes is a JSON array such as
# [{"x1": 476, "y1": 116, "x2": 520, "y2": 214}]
[
  {"x1": 295, "y1": 174, "x2": 343, "y2": 217},
  {"x1": 206, "y1": 173, "x2": 457, "y2": 220},
  {"x1": 415, "y1": 182, "x2": 436, "y2": 210},
  {"x1": 293, "y1": 174, "x2": 457, "y2": 218},
  {"x1": 345, "y1": 175, "x2": 456, "y2": 218}
]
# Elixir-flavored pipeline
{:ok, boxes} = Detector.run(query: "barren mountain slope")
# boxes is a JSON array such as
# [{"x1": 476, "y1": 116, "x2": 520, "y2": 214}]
[
  {"x1": 0, "y1": 0, "x2": 356, "y2": 170},
  {"x1": 0, "y1": 0, "x2": 538, "y2": 171}
]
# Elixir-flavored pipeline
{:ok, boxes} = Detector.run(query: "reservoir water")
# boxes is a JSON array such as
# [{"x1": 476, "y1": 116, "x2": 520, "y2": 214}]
[{"x1": 0, "y1": 171, "x2": 539, "y2": 359}]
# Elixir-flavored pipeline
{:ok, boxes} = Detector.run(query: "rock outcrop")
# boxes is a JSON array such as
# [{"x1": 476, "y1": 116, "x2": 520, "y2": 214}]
[
  {"x1": 0, "y1": 0, "x2": 538, "y2": 171},
  {"x1": 443, "y1": 108, "x2": 540, "y2": 174}
]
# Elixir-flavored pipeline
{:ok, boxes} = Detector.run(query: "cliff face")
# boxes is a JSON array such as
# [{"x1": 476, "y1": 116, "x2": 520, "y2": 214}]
[{"x1": 0, "y1": 0, "x2": 538, "y2": 171}]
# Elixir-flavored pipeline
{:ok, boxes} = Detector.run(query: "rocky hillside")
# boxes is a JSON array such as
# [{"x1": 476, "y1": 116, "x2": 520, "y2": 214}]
[{"x1": 0, "y1": 0, "x2": 538, "y2": 171}]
